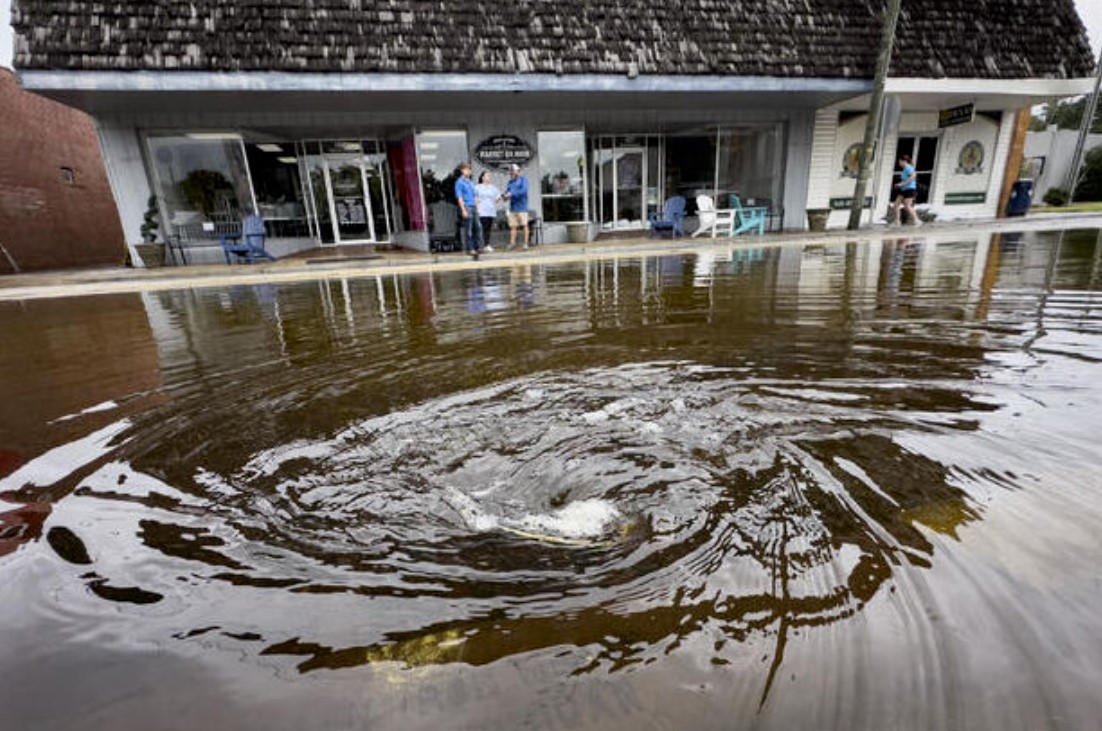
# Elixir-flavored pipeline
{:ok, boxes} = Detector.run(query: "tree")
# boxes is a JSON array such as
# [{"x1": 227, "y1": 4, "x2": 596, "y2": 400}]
[
  {"x1": 1073, "y1": 147, "x2": 1102, "y2": 202},
  {"x1": 1034, "y1": 97, "x2": 1102, "y2": 133}
]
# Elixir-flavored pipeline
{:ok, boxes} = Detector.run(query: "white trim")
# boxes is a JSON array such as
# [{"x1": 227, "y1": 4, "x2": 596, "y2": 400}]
[
  {"x1": 18, "y1": 70, "x2": 873, "y2": 95},
  {"x1": 886, "y1": 77, "x2": 1095, "y2": 97}
]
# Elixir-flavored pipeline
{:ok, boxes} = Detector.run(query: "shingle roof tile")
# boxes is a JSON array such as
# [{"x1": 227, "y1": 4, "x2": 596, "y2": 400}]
[{"x1": 10, "y1": 0, "x2": 1095, "y2": 79}]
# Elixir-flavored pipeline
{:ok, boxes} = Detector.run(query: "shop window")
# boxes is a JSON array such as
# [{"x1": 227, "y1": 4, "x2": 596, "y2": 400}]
[
  {"x1": 665, "y1": 131, "x2": 716, "y2": 212},
  {"x1": 147, "y1": 134, "x2": 254, "y2": 239},
  {"x1": 417, "y1": 130, "x2": 468, "y2": 240},
  {"x1": 716, "y1": 125, "x2": 784, "y2": 212},
  {"x1": 244, "y1": 142, "x2": 309, "y2": 238},
  {"x1": 538, "y1": 131, "x2": 586, "y2": 222}
]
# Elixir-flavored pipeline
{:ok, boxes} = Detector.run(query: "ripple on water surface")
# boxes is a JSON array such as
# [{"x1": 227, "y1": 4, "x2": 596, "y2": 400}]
[{"x1": 2, "y1": 231, "x2": 1102, "y2": 730}]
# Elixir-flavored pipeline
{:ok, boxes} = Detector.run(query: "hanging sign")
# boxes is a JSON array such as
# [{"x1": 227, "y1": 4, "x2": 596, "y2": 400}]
[
  {"x1": 938, "y1": 103, "x2": 975, "y2": 129},
  {"x1": 474, "y1": 135, "x2": 534, "y2": 171}
]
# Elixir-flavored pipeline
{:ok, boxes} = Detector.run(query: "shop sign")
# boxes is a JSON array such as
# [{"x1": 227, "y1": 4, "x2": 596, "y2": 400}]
[
  {"x1": 474, "y1": 135, "x2": 534, "y2": 171},
  {"x1": 944, "y1": 192, "x2": 987, "y2": 205},
  {"x1": 829, "y1": 196, "x2": 873, "y2": 210},
  {"x1": 938, "y1": 103, "x2": 975, "y2": 129}
]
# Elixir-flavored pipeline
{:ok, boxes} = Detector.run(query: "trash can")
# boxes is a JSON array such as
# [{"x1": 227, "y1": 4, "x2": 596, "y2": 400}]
[
  {"x1": 1007, "y1": 179, "x2": 1035, "y2": 217},
  {"x1": 806, "y1": 208, "x2": 831, "y2": 233},
  {"x1": 566, "y1": 221, "x2": 590, "y2": 244}
]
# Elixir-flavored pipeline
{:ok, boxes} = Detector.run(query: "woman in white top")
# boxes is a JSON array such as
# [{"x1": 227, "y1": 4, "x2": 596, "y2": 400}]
[{"x1": 475, "y1": 171, "x2": 502, "y2": 252}]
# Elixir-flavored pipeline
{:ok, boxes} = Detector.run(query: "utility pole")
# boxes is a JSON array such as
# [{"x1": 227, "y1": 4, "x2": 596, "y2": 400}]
[
  {"x1": 1066, "y1": 46, "x2": 1102, "y2": 204},
  {"x1": 848, "y1": 0, "x2": 903, "y2": 230}
]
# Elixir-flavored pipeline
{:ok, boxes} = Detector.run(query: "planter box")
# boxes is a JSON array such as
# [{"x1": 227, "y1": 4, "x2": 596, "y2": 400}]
[
  {"x1": 566, "y1": 221, "x2": 591, "y2": 244},
  {"x1": 806, "y1": 208, "x2": 831, "y2": 233}
]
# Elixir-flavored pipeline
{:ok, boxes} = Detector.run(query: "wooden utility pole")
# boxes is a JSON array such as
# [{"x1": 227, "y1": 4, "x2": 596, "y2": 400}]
[
  {"x1": 848, "y1": 0, "x2": 903, "y2": 230},
  {"x1": 1066, "y1": 47, "x2": 1102, "y2": 204}
]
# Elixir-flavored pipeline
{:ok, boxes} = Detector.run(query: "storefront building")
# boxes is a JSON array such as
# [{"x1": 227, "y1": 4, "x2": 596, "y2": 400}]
[{"x1": 10, "y1": 1, "x2": 1095, "y2": 262}]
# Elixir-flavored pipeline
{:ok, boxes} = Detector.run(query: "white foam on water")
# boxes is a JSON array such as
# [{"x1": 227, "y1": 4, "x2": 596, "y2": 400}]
[
  {"x1": 442, "y1": 486, "x2": 501, "y2": 532},
  {"x1": 442, "y1": 487, "x2": 621, "y2": 541},
  {"x1": 513, "y1": 499, "x2": 622, "y2": 540}
]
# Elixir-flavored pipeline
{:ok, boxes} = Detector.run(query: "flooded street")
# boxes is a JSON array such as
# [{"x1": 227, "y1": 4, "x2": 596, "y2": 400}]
[{"x1": 1, "y1": 228, "x2": 1101, "y2": 731}]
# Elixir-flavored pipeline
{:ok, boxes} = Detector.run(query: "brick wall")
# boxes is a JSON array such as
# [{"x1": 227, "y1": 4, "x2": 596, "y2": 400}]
[{"x1": 0, "y1": 68, "x2": 125, "y2": 273}]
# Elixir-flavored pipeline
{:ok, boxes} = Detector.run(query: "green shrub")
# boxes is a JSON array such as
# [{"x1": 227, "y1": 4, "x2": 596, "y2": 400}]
[
  {"x1": 1043, "y1": 187, "x2": 1069, "y2": 207},
  {"x1": 1073, "y1": 148, "x2": 1102, "y2": 203}
]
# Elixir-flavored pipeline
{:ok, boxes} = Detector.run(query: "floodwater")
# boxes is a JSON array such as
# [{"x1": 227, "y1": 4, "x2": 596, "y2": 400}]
[{"x1": 1, "y1": 229, "x2": 1101, "y2": 731}]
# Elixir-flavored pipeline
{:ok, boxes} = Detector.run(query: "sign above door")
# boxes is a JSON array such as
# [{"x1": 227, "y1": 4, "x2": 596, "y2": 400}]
[{"x1": 938, "y1": 103, "x2": 975, "y2": 129}]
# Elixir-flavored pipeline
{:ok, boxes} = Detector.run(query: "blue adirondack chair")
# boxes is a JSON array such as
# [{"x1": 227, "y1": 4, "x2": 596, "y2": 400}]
[
  {"x1": 729, "y1": 194, "x2": 768, "y2": 236},
  {"x1": 221, "y1": 214, "x2": 277, "y2": 264},
  {"x1": 648, "y1": 196, "x2": 687, "y2": 238}
]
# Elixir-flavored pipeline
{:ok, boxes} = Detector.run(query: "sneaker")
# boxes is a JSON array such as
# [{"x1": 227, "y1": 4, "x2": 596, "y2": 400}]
[
  {"x1": 484, "y1": 246, "x2": 494, "y2": 253},
  {"x1": 910, "y1": 219, "x2": 922, "y2": 227},
  {"x1": 521, "y1": 244, "x2": 529, "y2": 250}
]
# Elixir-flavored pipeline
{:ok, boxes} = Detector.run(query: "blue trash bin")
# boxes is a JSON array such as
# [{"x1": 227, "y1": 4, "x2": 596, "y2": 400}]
[{"x1": 1007, "y1": 179, "x2": 1035, "y2": 217}]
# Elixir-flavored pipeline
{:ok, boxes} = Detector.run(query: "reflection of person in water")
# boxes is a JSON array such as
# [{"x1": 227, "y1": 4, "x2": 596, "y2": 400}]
[{"x1": 513, "y1": 264, "x2": 534, "y2": 308}]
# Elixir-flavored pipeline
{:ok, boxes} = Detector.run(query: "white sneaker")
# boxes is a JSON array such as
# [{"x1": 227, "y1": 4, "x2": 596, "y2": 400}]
[{"x1": 484, "y1": 246, "x2": 494, "y2": 252}]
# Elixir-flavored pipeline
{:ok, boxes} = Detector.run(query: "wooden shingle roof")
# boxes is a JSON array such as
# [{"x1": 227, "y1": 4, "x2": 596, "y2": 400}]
[{"x1": 10, "y1": 0, "x2": 1095, "y2": 80}]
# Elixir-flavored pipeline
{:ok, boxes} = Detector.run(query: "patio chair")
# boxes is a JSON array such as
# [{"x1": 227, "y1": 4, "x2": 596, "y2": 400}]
[
  {"x1": 692, "y1": 195, "x2": 734, "y2": 238},
  {"x1": 729, "y1": 194, "x2": 768, "y2": 236},
  {"x1": 648, "y1": 195, "x2": 686, "y2": 238},
  {"x1": 221, "y1": 214, "x2": 277, "y2": 264}
]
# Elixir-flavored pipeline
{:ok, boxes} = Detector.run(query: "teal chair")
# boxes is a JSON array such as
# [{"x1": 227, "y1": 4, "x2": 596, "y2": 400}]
[{"x1": 729, "y1": 194, "x2": 768, "y2": 236}]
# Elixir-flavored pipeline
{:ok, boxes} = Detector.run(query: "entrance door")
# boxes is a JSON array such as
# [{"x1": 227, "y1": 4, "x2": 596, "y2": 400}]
[
  {"x1": 325, "y1": 155, "x2": 375, "y2": 244},
  {"x1": 895, "y1": 136, "x2": 939, "y2": 205},
  {"x1": 615, "y1": 148, "x2": 645, "y2": 226},
  {"x1": 597, "y1": 147, "x2": 647, "y2": 230}
]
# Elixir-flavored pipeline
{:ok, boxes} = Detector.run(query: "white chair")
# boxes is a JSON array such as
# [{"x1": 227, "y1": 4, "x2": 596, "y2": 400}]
[{"x1": 693, "y1": 195, "x2": 735, "y2": 238}]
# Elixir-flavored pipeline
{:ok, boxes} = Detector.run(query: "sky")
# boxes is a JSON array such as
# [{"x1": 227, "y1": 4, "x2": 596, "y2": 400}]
[{"x1": 1, "y1": 0, "x2": 1101, "y2": 70}]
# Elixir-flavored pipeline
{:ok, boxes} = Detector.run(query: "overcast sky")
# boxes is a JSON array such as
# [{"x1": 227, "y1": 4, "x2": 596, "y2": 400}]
[{"x1": 1, "y1": 0, "x2": 1101, "y2": 70}]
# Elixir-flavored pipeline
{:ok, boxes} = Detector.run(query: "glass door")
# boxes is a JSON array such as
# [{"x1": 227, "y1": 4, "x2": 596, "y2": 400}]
[
  {"x1": 615, "y1": 148, "x2": 646, "y2": 227},
  {"x1": 896, "y1": 136, "x2": 939, "y2": 205},
  {"x1": 325, "y1": 154, "x2": 374, "y2": 244}
]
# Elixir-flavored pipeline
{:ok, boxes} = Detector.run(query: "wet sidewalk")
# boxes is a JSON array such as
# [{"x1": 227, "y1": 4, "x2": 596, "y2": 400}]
[{"x1": 2, "y1": 213, "x2": 1100, "y2": 301}]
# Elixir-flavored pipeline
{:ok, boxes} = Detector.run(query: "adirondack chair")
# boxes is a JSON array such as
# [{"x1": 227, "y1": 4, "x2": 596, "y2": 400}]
[
  {"x1": 221, "y1": 214, "x2": 277, "y2": 264},
  {"x1": 692, "y1": 195, "x2": 735, "y2": 238},
  {"x1": 728, "y1": 194, "x2": 768, "y2": 236},
  {"x1": 648, "y1": 196, "x2": 686, "y2": 238}
]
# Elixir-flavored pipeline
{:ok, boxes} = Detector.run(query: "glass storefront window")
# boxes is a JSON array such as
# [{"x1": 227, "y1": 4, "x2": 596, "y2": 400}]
[
  {"x1": 665, "y1": 130, "x2": 716, "y2": 212},
  {"x1": 147, "y1": 134, "x2": 254, "y2": 238},
  {"x1": 417, "y1": 130, "x2": 468, "y2": 241},
  {"x1": 716, "y1": 125, "x2": 784, "y2": 211},
  {"x1": 244, "y1": 142, "x2": 309, "y2": 238},
  {"x1": 538, "y1": 131, "x2": 586, "y2": 222}
]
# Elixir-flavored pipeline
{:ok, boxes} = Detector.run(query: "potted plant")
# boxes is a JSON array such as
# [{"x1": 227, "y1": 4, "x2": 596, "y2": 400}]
[
  {"x1": 133, "y1": 195, "x2": 167, "y2": 267},
  {"x1": 806, "y1": 208, "x2": 831, "y2": 232}
]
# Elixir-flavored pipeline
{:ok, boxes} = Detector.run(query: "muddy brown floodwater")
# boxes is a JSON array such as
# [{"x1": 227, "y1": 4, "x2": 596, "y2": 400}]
[{"x1": 1, "y1": 229, "x2": 1101, "y2": 731}]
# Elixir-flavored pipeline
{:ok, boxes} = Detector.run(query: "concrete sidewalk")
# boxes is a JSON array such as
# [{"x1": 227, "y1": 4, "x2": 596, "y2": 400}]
[{"x1": 2, "y1": 213, "x2": 1101, "y2": 302}]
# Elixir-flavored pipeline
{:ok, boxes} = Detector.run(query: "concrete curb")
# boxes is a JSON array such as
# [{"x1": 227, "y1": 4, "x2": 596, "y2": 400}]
[{"x1": 2, "y1": 213, "x2": 1100, "y2": 302}]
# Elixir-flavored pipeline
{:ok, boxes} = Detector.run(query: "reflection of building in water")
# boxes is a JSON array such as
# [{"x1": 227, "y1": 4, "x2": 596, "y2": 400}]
[{"x1": 0, "y1": 293, "x2": 162, "y2": 556}]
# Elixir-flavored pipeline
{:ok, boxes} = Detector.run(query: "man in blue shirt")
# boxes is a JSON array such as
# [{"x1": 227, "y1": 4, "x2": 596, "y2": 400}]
[
  {"x1": 455, "y1": 162, "x2": 483, "y2": 258},
  {"x1": 504, "y1": 163, "x2": 530, "y2": 250}
]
